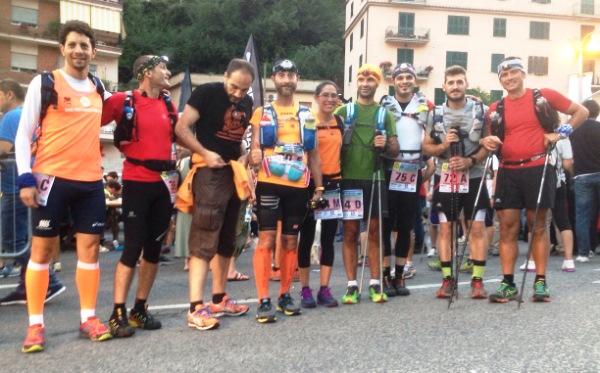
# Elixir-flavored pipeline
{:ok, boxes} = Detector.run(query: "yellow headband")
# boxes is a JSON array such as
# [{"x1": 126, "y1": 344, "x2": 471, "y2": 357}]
[{"x1": 357, "y1": 64, "x2": 382, "y2": 85}]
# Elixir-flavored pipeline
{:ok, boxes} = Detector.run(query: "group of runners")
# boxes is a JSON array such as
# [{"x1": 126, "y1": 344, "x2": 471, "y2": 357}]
[{"x1": 2, "y1": 20, "x2": 592, "y2": 353}]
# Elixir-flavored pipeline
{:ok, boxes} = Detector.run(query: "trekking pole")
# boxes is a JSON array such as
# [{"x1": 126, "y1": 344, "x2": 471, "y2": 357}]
[
  {"x1": 358, "y1": 166, "x2": 377, "y2": 301},
  {"x1": 376, "y1": 151, "x2": 385, "y2": 302},
  {"x1": 448, "y1": 127, "x2": 460, "y2": 309},
  {"x1": 518, "y1": 145, "x2": 552, "y2": 309},
  {"x1": 455, "y1": 153, "x2": 493, "y2": 298}
]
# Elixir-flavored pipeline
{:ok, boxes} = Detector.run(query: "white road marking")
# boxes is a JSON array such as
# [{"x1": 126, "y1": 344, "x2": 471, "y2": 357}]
[{"x1": 0, "y1": 284, "x2": 17, "y2": 290}]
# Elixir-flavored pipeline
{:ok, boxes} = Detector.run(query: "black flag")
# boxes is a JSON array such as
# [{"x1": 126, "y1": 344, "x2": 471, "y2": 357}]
[
  {"x1": 178, "y1": 65, "x2": 192, "y2": 113},
  {"x1": 243, "y1": 34, "x2": 263, "y2": 110}
]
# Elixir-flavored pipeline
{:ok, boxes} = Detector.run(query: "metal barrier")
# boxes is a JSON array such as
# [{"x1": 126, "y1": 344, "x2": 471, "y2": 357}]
[{"x1": 0, "y1": 154, "x2": 32, "y2": 259}]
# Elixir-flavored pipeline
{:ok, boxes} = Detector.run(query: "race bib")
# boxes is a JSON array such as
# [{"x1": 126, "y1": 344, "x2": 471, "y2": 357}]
[
  {"x1": 314, "y1": 189, "x2": 343, "y2": 220},
  {"x1": 160, "y1": 170, "x2": 179, "y2": 203},
  {"x1": 439, "y1": 163, "x2": 469, "y2": 193},
  {"x1": 389, "y1": 161, "x2": 419, "y2": 192},
  {"x1": 33, "y1": 173, "x2": 55, "y2": 207},
  {"x1": 342, "y1": 189, "x2": 364, "y2": 220}
]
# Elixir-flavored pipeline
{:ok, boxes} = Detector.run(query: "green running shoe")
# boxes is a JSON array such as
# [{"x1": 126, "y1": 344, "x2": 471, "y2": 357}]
[
  {"x1": 532, "y1": 280, "x2": 551, "y2": 302},
  {"x1": 428, "y1": 260, "x2": 442, "y2": 271},
  {"x1": 342, "y1": 285, "x2": 359, "y2": 304},
  {"x1": 488, "y1": 281, "x2": 519, "y2": 303},
  {"x1": 369, "y1": 284, "x2": 388, "y2": 303},
  {"x1": 459, "y1": 260, "x2": 474, "y2": 273}
]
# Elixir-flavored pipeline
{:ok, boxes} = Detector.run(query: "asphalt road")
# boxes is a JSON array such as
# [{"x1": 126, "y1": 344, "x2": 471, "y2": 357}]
[{"x1": 1, "y1": 238, "x2": 600, "y2": 373}]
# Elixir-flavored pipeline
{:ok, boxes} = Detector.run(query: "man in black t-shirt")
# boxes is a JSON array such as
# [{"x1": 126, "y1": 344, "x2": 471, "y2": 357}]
[
  {"x1": 175, "y1": 58, "x2": 254, "y2": 330},
  {"x1": 571, "y1": 100, "x2": 600, "y2": 262}
]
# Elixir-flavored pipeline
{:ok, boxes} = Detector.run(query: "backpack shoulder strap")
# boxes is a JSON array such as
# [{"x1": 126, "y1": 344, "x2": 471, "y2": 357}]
[
  {"x1": 161, "y1": 94, "x2": 178, "y2": 142},
  {"x1": 40, "y1": 71, "x2": 57, "y2": 124},
  {"x1": 345, "y1": 102, "x2": 356, "y2": 127},
  {"x1": 88, "y1": 72, "x2": 105, "y2": 100},
  {"x1": 376, "y1": 106, "x2": 387, "y2": 129}
]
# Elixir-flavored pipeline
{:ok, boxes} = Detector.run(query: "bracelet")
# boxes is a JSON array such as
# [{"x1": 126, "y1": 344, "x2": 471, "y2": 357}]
[
  {"x1": 555, "y1": 123, "x2": 573, "y2": 139},
  {"x1": 315, "y1": 186, "x2": 325, "y2": 192}
]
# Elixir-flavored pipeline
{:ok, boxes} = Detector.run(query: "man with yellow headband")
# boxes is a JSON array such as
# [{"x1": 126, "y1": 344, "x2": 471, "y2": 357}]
[
  {"x1": 102, "y1": 54, "x2": 177, "y2": 337},
  {"x1": 334, "y1": 64, "x2": 399, "y2": 304},
  {"x1": 249, "y1": 59, "x2": 323, "y2": 323},
  {"x1": 481, "y1": 56, "x2": 588, "y2": 303}
]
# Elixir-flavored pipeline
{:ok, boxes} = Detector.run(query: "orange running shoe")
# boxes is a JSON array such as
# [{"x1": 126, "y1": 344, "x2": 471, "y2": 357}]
[
  {"x1": 22, "y1": 324, "x2": 45, "y2": 353},
  {"x1": 436, "y1": 277, "x2": 455, "y2": 299},
  {"x1": 470, "y1": 278, "x2": 487, "y2": 299},
  {"x1": 187, "y1": 306, "x2": 220, "y2": 330},
  {"x1": 208, "y1": 295, "x2": 249, "y2": 317},
  {"x1": 79, "y1": 316, "x2": 113, "y2": 342}
]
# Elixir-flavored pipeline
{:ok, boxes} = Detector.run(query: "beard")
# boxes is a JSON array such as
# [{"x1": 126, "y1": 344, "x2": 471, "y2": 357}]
[
  {"x1": 446, "y1": 91, "x2": 465, "y2": 102},
  {"x1": 276, "y1": 84, "x2": 296, "y2": 97}
]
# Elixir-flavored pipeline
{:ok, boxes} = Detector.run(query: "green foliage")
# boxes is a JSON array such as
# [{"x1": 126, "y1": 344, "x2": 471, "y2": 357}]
[
  {"x1": 466, "y1": 87, "x2": 494, "y2": 106},
  {"x1": 119, "y1": 0, "x2": 345, "y2": 89}
]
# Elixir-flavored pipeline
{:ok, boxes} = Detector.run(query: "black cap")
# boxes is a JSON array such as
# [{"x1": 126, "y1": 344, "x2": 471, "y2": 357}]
[{"x1": 272, "y1": 59, "x2": 298, "y2": 74}]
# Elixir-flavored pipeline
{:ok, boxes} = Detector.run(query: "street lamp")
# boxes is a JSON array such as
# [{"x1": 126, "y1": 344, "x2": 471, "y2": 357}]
[{"x1": 563, "y1": 31, "x2": 600, "y2": 102}]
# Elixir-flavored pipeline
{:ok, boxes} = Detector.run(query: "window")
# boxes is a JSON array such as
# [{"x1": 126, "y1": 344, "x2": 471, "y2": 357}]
[
  {"x1": 581, "y1": 0, "x2": 595, "y2": 15},
  {"x1": 349, "y1": 65, "x2": 352, "y2": 83},
  {"x1": 398, "y1": 13, "x2": 415, "y2": 35},
  {"x1": 11, "y1": 6, "x2": 38, "y2": 27},
  {"x1": 11, "y1": 52, "x2": 37, "y2": 73},
  {"x1": 350, "y1": 2, "x2": 354, "y2": 17},
  {"x1": 446, "y1": 51, "x2": 468, "y2": 69},
  {"x1": 491, "y1": 54, "x2": 505, "y2": 73},
  {"x1": 359, "y1": 55, "x2": 363, "y2": 68},
  {"x1": 528, "y1": 56, "x2": 549, "y2": 75},
  {"x1": 490, "y1": 90, "x2": 504, "y2": 102},
  {"x1": 397, "y1": 49, "x2": 414, "y2": 64},
  {"x1": 493, "y1": 18, "x2": 506, "y2": 37},
  {"x1": 434, "y1": 88, "x2": 446, "y2": 105},
  {"x1": 360, "y1": 19, "x2": 364, "y2": 38},
  {"x1": 448, "y1": 16, "x2": 469, "y2": 35},
  {"x1": 350, "y1": 33, "x2": 353, "y2": 51},
  {"x1": 530, "y1": 21, "x2": 550, "y2": 40}
]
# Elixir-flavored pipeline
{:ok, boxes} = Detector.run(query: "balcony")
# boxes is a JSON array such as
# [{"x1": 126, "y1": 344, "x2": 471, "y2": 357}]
[
  {"x1": 385, "y1": 27, "x2": 430, "y2": 45},
  {"x1": 573, "y1": 3, "x2": 600, "y2": 18}
]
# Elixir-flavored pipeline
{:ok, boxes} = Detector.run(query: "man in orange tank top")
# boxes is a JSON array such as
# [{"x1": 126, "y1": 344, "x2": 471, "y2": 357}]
[{"x1": 15, "y1": 21, "x2": 112, "y2": 353}]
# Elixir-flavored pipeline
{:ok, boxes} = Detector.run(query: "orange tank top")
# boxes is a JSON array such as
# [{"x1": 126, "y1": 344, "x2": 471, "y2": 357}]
[{"x1": 32, "y1": 70, "x2": 104, "y2": 181}]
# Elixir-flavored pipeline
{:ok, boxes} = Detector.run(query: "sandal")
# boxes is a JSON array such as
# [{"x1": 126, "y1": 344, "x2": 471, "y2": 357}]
[{"x1": 228, "y1": 271, "x2": 250, "y2": 281}]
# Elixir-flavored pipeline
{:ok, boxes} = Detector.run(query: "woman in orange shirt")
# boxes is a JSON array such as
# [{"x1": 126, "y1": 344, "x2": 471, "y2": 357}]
[{"x1": 297, "y1": 81, "x2": 343, "y2": 308}]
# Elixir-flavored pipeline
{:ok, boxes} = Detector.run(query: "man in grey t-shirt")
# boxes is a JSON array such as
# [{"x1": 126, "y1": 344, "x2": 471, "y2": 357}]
[{"x1": 423, "y1": 65, "x2": 490, "y2": 300}]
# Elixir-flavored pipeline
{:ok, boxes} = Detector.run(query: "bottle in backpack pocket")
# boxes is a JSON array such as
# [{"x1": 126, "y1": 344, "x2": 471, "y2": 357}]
[
  {"x1": 302, "y1": 113, "x2": 317, "y2": 151},
  {"x1": 259, "y1": 113, "x2": 276, "y2": 147}
]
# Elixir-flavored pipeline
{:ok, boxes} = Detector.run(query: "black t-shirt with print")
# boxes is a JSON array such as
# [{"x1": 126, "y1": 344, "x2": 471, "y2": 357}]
[{"x1": 187, "y1": 82, "x2": 253, "y2": 162}]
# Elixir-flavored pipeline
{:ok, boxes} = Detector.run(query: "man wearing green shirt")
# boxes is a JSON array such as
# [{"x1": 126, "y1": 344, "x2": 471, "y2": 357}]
[{"x1": 335, "y1": 64, "x2": 399, "y2": 303}]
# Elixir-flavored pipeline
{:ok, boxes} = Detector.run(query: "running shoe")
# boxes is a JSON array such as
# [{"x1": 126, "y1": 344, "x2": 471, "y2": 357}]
[
  {"x1": 394, "y1": 275, "x2": 410, "y2": 296},
  {"x1": 562, "y1": 260, "x2": 576, "y2": 272},
  {"x1": 575, "y1": 255, "x2": 590, "y2": 263},
  {"x1": 79, "y1": 317, "x2": 113, "y2": 341},
  {"x1": 53, "y1": 262, "x2": 62, "y2": 272},
  {"x1": 436, "y1": 277, "x2": 455, "y2": 299},
  {"x1": 158, "y1": 255, "x2": 172, "y2": 265},
  {"x1": 459, "y1": 260, "x2": 474, "y2": 273},
  {"x1": 488, "y1": 281, "x2": 519, "y2": 303},
  {"x1": 382, "y1": 276, "x2": 397, "y2": 297},
  {"x1": 0, "y1": 291, "x2": 26, "y2": 306},
  {"x1": 129, "y1": 304, "x2": 162, "y2": 330},
  {"x1": 0, "y1": 264, "x2": 20, "y2": 278},
  {"x1": 470, "y1": 278, "x2": 487, "y2": 299},
  {"x1": 342, "y1": 286, "x2": 359, "y2": 305},
  {"x1": 188, "y1": 306, "x2": 220, "y2": 330},
  {"x1": 405, "y1": 263, "x2": 417, "y2": 277},
  {"x1": 519, "y1": 260, "x2": 536, "y2": 272},
  {"x1": 427, "y1": 247, "x2": 437, "y2": 257},
  {"x1": 277, "y1": 292, "x2": 301, "y2": 316},
  {"x1": 21, "y1": 324, "x2": 45, "y2": 353},
  {"x1": 208, "y1": 295, "x2": 249, "y2": 317},
  {"x1": 256, "y1": 298, "x2": 276, "y2": 323},
  {"x1": 299, "y1": 287, "x2": 317, "y2": 308},
  {"x1": 317, "y1": 287, "x2": 338, "y2": 307},
  {"x1": 369, "y1": 284, "x2": 388, "y2": 303},
  {"x1": 270, "y1": 268, "x2": 281, "y2": 281},
  {"x1": 458, "y1": 236, "x2": 467, "y2": 244},
  {"x1": 109, "y1": 308, "x2": 135, "y2": 338},
  {"x1": 428, "y1": 260, "x2": 442, "y2": 271},
  {"x1": 532, "y1": 280, "x2": 551, "y2": 302},
  {"x1": 45, "y1": 285, "x2": 66, "y2": 304}
]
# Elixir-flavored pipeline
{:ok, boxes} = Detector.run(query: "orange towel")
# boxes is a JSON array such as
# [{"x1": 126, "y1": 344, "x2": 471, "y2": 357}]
[{"x1": 175, "y1": 153, "x2": 251, "y2": 214}]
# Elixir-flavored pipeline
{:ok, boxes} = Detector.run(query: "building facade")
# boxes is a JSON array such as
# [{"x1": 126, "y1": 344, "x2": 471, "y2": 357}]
[{"x1": 344, "y1": 0, "x2": 600, "y2": 104}]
